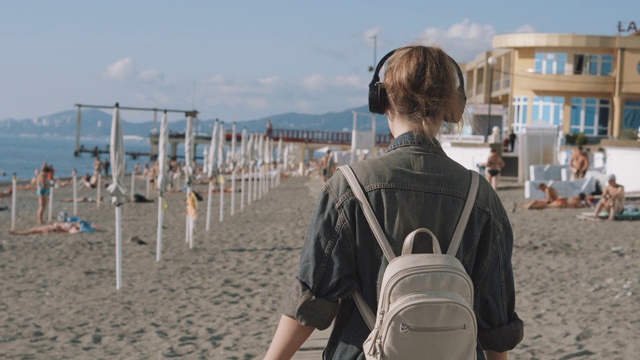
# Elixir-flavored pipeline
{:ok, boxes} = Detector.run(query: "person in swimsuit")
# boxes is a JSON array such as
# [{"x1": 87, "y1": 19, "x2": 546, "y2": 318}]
[
  {"x1": 518, "y1": 183, "x2": 559, "y2": 210},
  {"x1": 9, "y1": 222, "x2": 80, "y2": 235},
  {"x1": 484, "y1": 148, "x2": 506, "y2": 190},
  {"x1": 593, "y1": 174, "x2": 625, "y2": 221},
  {"x1": 36, "y1": 165, "x2": 52, "y2": 224}
]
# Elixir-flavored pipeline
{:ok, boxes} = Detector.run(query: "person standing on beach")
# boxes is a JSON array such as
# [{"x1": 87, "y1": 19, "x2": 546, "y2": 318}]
[
  {"x1": 321, "y1": 150, "x2": 335, "y2": 183},
  {"x1": 266, "y1": 44, "x2": 522, "y2": 360},
  {"x1": 36, "y1": 164, "x2": 52, "y2": 224},
  {"x1": 484, "y1": 147, "x2": 506, "y2": 190},
  {"x1": 508, "y1": 129, "x2": 517, "y2": 153},
  {"x1": 570, "y1": 146, "x2": 589, "y2": 179}
]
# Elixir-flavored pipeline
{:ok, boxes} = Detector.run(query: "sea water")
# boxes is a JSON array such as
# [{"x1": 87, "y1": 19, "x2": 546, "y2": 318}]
[{"x1": 0, "y1": 134, "x2": 161, "y2": 183}]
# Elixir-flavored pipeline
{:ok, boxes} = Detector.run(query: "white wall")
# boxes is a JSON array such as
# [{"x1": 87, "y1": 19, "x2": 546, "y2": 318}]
[{"x1": 604, "y1": 147, "x2": 640, "y2": 193}]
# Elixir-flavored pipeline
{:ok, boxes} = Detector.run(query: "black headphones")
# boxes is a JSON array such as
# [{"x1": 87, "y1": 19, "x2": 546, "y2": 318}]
[{"x1": 368, "y1": 48, "x2": 467, "y2": 118}]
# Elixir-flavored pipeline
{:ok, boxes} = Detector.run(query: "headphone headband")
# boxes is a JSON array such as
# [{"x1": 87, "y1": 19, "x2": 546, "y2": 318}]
[{"x1": 368, "y1": 47, "x2": 467, "y2": 118}]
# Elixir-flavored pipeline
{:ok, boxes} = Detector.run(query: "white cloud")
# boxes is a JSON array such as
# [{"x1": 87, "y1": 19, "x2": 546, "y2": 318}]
[
  {"x1": 301, "y1": 74, "x2": 325, "y2": 91},
  {"x1": 257, "y1": 76, "x2": 279, "y2": 86},
  {"x1": 105, "y1": 57, "x2": 134, "y2": 80},
  {"x1": 203, "y1": 74, "x2": 225, "y2": 85},
  {"x1": 421, "y1": 19, "x2": 497, "y2": 61},
  {"x1": 245, "y1": 98, "x2": 268, "y2": 109},
  {"x1": 514, "y1": 24, "x2": 537, "y2": 33},
  {"x1": 300, "y1": 74, "x2": 364, "y2": 92},
  {"x1": 137, "y1": 69, "x2": 163, "y2": 82}
]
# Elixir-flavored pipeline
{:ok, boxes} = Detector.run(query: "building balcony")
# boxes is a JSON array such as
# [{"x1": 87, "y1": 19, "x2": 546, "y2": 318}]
[{"x1": 515, "y1": 73, "x2": 614, "y2": 93}]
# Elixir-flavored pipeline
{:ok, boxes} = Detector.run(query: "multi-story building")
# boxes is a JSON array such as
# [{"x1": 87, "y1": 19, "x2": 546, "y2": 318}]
[{"x1": 463, "y1": 32, "x2": 640, "y2": 142}]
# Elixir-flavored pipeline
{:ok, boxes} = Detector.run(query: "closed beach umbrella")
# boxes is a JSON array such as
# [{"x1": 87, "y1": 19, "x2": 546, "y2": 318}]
[
  {"x1": 184, "y1": 113, "x2": 195, "y2": 247},
  {"x1": 107, "y1": 103, "x2": 127, "y2": 290},
  {"x1": 205, "y1": 119, "x2": 219, "y2": 231},
  {"x1": 184, "y1": 114, "x2": 194, "y2": 183},
  {"x1": 156, "y1": 111, "x2": 168, "y2": 261},
  {"x1": 240, "y1": 127, "x2": 248, "y2": 169},
  {"x1": 230, "y1": 122, "x2": 237, "y2": 168}
]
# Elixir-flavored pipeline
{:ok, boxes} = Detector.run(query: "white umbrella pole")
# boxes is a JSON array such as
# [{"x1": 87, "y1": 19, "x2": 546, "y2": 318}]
[
  {"x1": 254, "y1": 165, "x2": 258, "y2": 201},
  {"x1": 206, "y1": 180, "x2": 213, "y2": 231},
  {"x1": 48, "y1": 186, "x2": 53, "y2": 222},
  {"x1": 231, "y1": 170, "x2": 236, "y2": 216},
  {"x1": 259, "y1": 167, "x2": 263, "y2": 200},
  {"x1": 96, "y1": 174, "x2": 102, "y2": 209},
  {"x1": 248, "y1": 166, "x2": 252, "y2": 205},
  {"x1": 240, "y1": 169, "x2": 245, "y2": 211},
  {"x1": 11, "y1": 174, "x2": 17, "y2": 231},
  {"x1": 219, "y1": 178, "x2": 224, "y2": 222},
  {"x1": 130, "y1": 172, "x2": 135, "y2": 202},
  {"x1": 156, "y1": 195, "x2": 163, "y2": 261},
  {"x1": 189, "y1": 216, "x2": 194, "y2": 249},
  {"x1": 146, "y1": 177, "x2": 150, "y2": 198},
  {"x1": 115, "y1": 205, "x2": 123, "y2": 289},
  {"x1": 72, "y1": 169, "x2": 78, "y2": 216},
  {"x1": 185, "y1": 188, "x2": 190, "y2": 243}
]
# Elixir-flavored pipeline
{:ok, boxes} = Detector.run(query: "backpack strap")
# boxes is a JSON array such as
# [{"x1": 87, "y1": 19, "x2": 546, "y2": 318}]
[
  {"x1": 447, "y1": 170, "x2": 480, "y2": 256},
  {"x1": 339, "y1": 165, "x2": 391, "y2": 330},
  {"x1": 339, "y1": 165, "x2": 396, "y2": 262}
]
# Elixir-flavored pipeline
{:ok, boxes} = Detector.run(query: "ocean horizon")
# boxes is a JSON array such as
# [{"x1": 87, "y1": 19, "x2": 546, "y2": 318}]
[{"x1": 0, "y1": 134, "x2": 172, "y2": 184}]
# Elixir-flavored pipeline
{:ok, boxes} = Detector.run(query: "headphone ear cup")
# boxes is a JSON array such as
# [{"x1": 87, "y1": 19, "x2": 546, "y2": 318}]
[{"x1": 368, "y1": 82, "x2": 387, "y2": 115}]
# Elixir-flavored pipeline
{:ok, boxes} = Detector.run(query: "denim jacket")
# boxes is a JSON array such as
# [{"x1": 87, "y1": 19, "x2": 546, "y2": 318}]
[{"x1": 281, "y1": 132, "x2": 523, "y2": 359}]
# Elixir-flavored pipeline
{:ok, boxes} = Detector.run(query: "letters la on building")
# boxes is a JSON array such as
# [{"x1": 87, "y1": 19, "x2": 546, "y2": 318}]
[{"x1": 462, "y1": 28, "x2": 640, "y2": 141}]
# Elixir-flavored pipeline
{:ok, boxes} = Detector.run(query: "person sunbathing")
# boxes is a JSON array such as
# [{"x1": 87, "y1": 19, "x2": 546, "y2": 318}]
[
  {"x1": 518, "y1": 183, "x2": 559, "y2": 210},
  {"x1": 9, "y1": 219, "x2": 99, "y2": 235},
  {"x1": 9, "y1": 222, "x2": 81, "y2": 235},
  {"x1": 547, "y1": 193, "x2": 590, "y2": 209}
]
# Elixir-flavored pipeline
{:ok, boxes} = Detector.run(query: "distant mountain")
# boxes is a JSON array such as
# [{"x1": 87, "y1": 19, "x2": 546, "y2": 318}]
[{"x1": 0, "y1": 105, "x2": 389, "y2": 138}]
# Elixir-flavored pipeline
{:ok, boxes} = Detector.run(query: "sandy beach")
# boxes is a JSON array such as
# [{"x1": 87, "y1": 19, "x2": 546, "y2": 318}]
[{"x1": 1, "y1": 174, "x2": 639, "y2": 359}]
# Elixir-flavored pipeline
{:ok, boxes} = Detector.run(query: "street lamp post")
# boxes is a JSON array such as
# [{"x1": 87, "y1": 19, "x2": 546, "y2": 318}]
[
  {"x1": 486, "y1": 56, "x2": 497, "y2": 142},
  {"x1": 368, "y1": 34, "x2": 377, "y2": 72}
]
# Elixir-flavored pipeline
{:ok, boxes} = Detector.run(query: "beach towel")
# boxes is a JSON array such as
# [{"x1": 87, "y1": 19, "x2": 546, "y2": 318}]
[{"x1": 67, "y1": 216, "x2": 98, "y2": 233}]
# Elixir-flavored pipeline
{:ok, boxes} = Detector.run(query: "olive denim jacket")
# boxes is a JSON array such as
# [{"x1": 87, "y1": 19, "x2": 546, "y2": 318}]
[{"x1": 281, "y1": 132, "x2": 523, "y2": 359}]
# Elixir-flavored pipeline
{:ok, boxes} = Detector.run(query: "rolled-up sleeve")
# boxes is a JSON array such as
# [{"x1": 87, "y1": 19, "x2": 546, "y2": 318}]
[
  {"x1": 280, "y1": 185, "x2": 358, "y2": 330},
  {"x1": 475, "y1": 212, "x2": 524, "y2": 352}
]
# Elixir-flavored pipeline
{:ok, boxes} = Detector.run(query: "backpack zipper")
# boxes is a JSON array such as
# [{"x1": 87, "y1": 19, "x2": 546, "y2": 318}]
[{"x1": 399, "y1": 323, "x2": 467, "y2": 333}]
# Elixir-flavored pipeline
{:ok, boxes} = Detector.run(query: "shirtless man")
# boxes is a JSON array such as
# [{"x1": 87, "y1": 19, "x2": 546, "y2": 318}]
[
  {"x1": 593, "y1": 174, "x2": 625, "y2": 221},
  {"x1": 570, "y1": 146, "x2": 589, "y2": 179}
]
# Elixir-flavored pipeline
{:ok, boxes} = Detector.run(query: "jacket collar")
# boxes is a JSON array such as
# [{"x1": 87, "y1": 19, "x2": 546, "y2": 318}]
[{"x1": 386, "y1": 131, "x2": 445, "y2": 154}]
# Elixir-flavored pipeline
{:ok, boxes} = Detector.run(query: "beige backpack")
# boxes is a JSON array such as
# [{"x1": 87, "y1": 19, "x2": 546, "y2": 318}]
[{"x1": 340, "y1": 165, "x2": 479, "y2": 360}]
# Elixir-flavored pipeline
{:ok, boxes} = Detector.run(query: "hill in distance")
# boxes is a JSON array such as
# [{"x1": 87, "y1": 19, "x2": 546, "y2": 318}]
[{"x1": 0, "y1": 105, "x2": 390, "y2": 138}]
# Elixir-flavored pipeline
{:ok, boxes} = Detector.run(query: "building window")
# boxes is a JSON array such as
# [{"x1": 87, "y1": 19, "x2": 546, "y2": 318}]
[
  {"x1": 533, "y1": 96, "x2": 564, "y2": 126},
  {"x1": 534, "y1": 52, "x2": 567, "y2": 74},
  {"x1": 624, "y1": 100, "x2": 640, "y2": 130},
  {"x1": 573, "y1": 54, "x2": 614, "y2": 76},
  {"x1": 570, "y1": 97, "x2": 610, "y2": 135},
  {"x1": 512, "y1": 96, "x2": 528, "y2": 133}
]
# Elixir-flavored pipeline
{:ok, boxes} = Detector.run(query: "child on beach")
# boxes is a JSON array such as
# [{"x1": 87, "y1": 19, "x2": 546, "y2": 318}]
[
  {"x1": 266, "y1": 44, "x2": 522, "y2": 360},
  {"x1": 36, "y1": 164, "x2": 52, "y2": 224}
]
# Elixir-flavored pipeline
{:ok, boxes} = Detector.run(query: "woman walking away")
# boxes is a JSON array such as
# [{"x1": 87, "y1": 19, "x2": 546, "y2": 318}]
[
  {"x1": 266, "y1": 44, "x2": 523, "y2": 359},
  {"x1": 36, "y1": 164, "x2": 52, "y2": 224}
]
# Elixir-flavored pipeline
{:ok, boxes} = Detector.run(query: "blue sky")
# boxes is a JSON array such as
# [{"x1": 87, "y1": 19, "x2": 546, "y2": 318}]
[{"x1": 1, "y1": 0, "x2": 636, "y2": 123}]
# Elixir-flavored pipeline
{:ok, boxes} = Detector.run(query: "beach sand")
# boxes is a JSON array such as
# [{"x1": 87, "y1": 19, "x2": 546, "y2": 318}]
[{"x1": 1, "y1": 174, "x2": 639, "y2": 359}]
